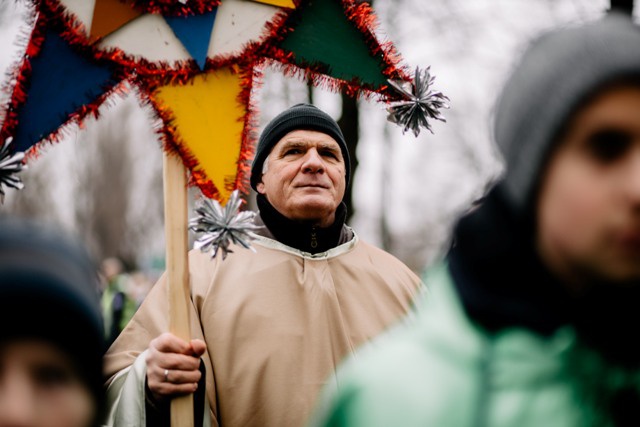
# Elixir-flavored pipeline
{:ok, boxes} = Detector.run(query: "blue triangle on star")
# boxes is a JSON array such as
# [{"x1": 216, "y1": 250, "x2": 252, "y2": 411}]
[
  {"x1": 12, "y1": 30, "x2": 118, "y2": 152},
  {"x1": 165, "y1": 8, "x2": 218, "y2": 70}
]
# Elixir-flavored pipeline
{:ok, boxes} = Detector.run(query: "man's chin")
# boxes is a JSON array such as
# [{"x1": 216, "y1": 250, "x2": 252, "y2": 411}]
[
  {"x1": 295, "y1": 194, "x2": 334, "y2": 206},
  {"x1": 291, "y1": 200, "x2": 337, "y2": 222}
]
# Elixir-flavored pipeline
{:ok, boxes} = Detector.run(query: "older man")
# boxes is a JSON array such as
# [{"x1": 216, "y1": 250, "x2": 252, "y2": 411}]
[{"x1": 102, "y1": 103, "x2": 422, "y2": 427}]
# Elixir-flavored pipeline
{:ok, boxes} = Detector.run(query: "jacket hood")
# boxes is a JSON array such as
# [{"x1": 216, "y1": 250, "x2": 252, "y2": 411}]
[{"x1": 494, "y1": 12, "x2": 640, "y2": 214}]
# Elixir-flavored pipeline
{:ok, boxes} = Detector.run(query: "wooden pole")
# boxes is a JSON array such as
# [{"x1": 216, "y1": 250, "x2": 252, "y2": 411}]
[{"x1": 163, "y1": 152, "x2": 194, "y2": 427}]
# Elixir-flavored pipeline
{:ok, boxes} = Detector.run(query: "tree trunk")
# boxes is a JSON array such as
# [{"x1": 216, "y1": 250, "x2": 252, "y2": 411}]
[
  {"x1": 610, "y1": 0, "x2": 634, "y2": 14},
  {"x1": 336, "y1": 93, "x2": 359, "y2": 222}
]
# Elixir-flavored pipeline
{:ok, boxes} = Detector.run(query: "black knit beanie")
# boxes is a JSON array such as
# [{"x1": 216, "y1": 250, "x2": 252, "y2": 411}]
[
  {"x1": 250, "y1": 103, "x2": 351, "y2": 192},
  {"x1": 494, "y1": 12, "x2": 640, "y2": 214},
  {"x1": 0, "y1": 217, "x2": 104, "y2": 410}
]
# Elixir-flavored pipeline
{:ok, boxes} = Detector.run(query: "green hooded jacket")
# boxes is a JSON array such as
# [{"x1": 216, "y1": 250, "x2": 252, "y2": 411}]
[{"x1": 309, "y1": 262, "x2": 640, "y2": 427}]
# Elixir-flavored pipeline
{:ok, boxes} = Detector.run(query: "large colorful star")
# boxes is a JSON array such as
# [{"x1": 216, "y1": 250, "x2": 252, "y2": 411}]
[{"x1": 1, "y1": 0, "x2": 415, "y2": 202}]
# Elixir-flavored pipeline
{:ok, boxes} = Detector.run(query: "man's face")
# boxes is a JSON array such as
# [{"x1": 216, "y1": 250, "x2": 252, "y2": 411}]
[
  {"x1": 537, "y1": 85, "x2": 640, "y2": 286},
  {"x1": 257, "y1": 129, "x2": 346, "y2": 227},
  {"x1": 0, "y1": 341, "x2": 96, "y2": 427}
]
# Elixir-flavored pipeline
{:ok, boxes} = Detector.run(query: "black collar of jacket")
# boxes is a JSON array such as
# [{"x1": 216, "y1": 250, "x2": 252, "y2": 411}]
[
  {"x1": 448, "y1": 187, "x2": 571, "y2": 337},
  {"x1": 256, "y1": 194, "x2": 351, "y2": 254},
  {"x1": 448, "y1": 186, "x2": 640, "y2": 367}
]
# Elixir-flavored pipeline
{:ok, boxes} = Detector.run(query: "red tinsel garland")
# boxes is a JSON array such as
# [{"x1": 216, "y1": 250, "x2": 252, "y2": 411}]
[
  {"x1": 141, "y1": 61, "x2": 257, "y2": 200},
  {"x1": 145, "y1": 82, "x2": 224, "y2": 200},
  {"x1": 1, "y1": 0, "x2": 413, "y2": 200},
  {"x1": 45, "y1": 0, "x2": 409, "y2": 99},
  {"x1": 128, "y1": 0, "x2": 221, "y2": 17},
  {"x1": 0, "y1": 4, "x2": 41, "y2": 147},
  {"x1": 0, "y1": 1, "x2": 131, "y2": 157},
  {"x1": 344, "y1": 1, "x2": 410, "y2": 89},
  {"x1": 257, "y1": 0, "x2": 410, "y2": 101},
  {"x1": 234, "y1": 63, "x2": 259, "y2": 197}
]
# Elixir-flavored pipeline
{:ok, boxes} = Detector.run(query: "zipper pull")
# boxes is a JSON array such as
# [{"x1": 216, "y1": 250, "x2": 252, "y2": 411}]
[{"x1": 310, "y1": 226, "x2": 318, "y2": 249}]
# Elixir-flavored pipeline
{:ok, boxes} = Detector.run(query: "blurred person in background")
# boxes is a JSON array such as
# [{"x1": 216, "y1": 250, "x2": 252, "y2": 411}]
[
  {"x1": 310, "y1": 10, "x2": 640, "y2": 427},
  {"x1": 100, "y1": 257, "x2": 137, "y2": 347},
  {"x1": 0, "y1": 217, "x2": 105, "y2": 427},
  {"x1": 128, "y1": 271, "x2": 153, "y2": 307}
]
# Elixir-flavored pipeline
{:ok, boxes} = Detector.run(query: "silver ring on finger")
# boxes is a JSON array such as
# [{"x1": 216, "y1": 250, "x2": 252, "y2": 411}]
[{"x1": 164, "y1": 369, "x2": 170, "y2": 383}]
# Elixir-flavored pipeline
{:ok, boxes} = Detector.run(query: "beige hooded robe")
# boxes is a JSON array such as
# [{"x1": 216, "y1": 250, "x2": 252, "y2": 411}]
[{"x1": 103, "y1": 233, "x2": 422, "y2": 427}]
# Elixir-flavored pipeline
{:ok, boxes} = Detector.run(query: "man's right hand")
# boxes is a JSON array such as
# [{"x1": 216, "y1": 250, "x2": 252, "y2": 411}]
[{"x1": 146, "y1": 333, "x2": 207, "y2": 402}]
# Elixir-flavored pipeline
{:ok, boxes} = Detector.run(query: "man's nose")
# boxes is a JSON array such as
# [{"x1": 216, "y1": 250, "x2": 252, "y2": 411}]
[{"x1": 301, "y1": 149, "x2": 325, "y2": 173}]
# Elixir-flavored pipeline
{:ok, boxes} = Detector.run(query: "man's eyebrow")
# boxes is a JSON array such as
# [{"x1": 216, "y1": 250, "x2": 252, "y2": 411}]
[
  {"x1": 277, "y1": 139, "x2": 340, "y2": 153},
  {"x1": 318, "y1": 143, "x2": 340, "y2": 152},
  {"x1": 278, "y1": 140, "x2": 307, "y2": 150}
]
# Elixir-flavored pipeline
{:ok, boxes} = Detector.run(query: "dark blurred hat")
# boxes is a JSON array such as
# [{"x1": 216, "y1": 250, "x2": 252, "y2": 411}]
[
  {"x1": 0, "y1": 217, "x2": 104, "y2": 404},
  {"x1": 250, "y1": 103, "x2": 351, "y2": 192},
  {"x1": 494, "y1": 12, "x2": 640, "y2": 213}
]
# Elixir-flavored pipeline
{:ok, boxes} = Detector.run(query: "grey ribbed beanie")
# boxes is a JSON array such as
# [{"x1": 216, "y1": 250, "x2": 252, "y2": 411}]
[
  {"x1": 494, "y1": 12, "x2": 640, "y2": 213},
  {"x1": 250, "y1": 103, "x2": 350, "y2": 192}
]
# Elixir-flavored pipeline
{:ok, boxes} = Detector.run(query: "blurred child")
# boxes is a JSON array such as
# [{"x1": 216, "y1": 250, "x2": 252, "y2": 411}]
[
  {"x1": 0, "y1": 217, "x2": 105, "y2": 427},
  {"x1": 310, "y1": 11, "x2": 640, "y2": 427}
]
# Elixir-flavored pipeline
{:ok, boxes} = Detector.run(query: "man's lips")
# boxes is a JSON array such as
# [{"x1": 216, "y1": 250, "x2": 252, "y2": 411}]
[{"x1": 294, "y1": 183, "x2": 329, "y2": 189}]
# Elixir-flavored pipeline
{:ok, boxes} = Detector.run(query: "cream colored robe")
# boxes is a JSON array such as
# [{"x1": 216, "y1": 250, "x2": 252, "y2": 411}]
[{"x1": 103, "y1": 233, "x2": 422, "y2": 427}]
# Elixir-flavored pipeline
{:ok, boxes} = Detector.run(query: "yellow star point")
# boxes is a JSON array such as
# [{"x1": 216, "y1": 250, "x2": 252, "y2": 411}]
[{"x1": 250, "y1": 0, "x2": 296, "y2": 9}]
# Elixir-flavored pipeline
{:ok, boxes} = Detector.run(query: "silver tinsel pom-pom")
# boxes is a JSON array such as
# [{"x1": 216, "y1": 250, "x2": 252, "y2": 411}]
[
  {"x1": 387, "y1": 66, "x2": 450, "y2": 137},
  {"x1": 189, "y1": 190, "x2": 262, "y2": 260},
  {"x1": 0, "y1": 137, "x2": 27, "y2": 204}
]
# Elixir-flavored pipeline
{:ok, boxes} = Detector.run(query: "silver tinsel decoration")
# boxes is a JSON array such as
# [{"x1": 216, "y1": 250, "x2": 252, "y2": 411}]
[
  {"x1": 189, "y1": 190, "x2": 262, "y2": 260},
  {"x1": 0, "y1": 137, "x2": 27, "y2": 204},
  {"x1": 386, "y1": 66, "x2": 450, "y2": 137}
]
